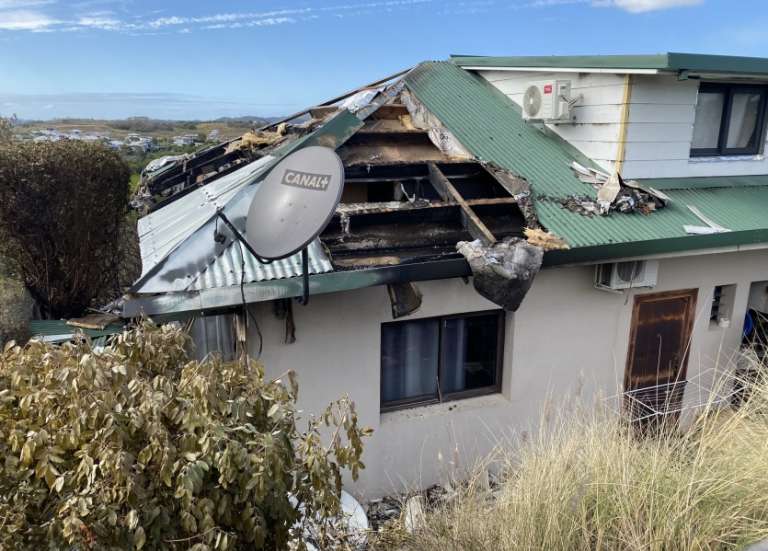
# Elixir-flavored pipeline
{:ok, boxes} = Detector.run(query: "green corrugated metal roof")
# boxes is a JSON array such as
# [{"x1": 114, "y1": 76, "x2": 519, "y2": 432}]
[
  {"x1": 404, "y1": 61, "x2": 768, "y2": 256},
  {"x1": 29, "y1": 320, "x2": 124, "y2": 343},
  {"x1": 451, "y1": 52, "x2": 768, "y2": 75}
]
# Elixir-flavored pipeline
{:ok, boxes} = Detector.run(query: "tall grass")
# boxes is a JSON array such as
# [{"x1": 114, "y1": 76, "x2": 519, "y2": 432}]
[{"x1": 400, "y1": 357, "x2": 768, "y2": 551}]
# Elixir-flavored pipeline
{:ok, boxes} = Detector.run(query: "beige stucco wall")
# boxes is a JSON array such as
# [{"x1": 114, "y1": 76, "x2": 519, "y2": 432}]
[{"x1": 248, "y1": 248, "x2": 768, "y2": 500}]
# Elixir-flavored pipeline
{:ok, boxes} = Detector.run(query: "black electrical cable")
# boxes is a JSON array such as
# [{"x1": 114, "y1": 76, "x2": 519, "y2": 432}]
[
  {"x1": 237, "y1": 238, "x2": 263, "y2": 359},
  {"x1": 214, "y1": 209, "x2": 264, "y2": 358}
]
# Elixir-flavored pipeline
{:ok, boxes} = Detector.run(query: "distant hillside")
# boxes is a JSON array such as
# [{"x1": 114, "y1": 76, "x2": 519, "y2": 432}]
[{"x1": 15, "y1": 115, "x2": 282, "y2": 141}]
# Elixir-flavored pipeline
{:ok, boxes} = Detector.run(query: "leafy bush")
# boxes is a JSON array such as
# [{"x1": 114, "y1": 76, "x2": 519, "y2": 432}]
[
  {"x1": 397, "y1": 363, "x2": 768, "y2": 551},
  {"x1": 0, "y1": 140, "x2": 130, "y2": 318},
  {"x1": 0, "y1": 322, "x2": 370, "y2": 550}
]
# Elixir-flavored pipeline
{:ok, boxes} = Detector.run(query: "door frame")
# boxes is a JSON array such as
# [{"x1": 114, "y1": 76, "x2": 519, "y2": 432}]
[{"x1": 624, "y1": 288, "x2": 698, "y2": 408}]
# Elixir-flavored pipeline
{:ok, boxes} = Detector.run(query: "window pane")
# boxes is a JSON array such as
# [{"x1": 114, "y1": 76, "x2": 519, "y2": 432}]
[
  {"x1": 692, "y1": 91, "x2": 725, "y2": 149},
  {"x1": 441, "y1": 315, "x2": 499, "y2": 394},
  {"x1": 381, "y1": 319, "x2": 439, "y2": 404},
  {"x1": 726, "y1": 92, "x2": 762, "y2": 149}
]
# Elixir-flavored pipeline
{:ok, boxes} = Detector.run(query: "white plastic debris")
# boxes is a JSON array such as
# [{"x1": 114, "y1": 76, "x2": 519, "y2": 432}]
[{"x1": 403, "y1": 495, "x2": 427, "y2": 534}]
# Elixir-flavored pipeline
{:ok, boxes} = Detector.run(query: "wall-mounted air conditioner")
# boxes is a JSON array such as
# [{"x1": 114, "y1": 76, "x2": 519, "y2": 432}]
[
  {"x1": 522, "y1": 80, "x2": 578, "y2": 123},
  {"x1": 595, "y1": 260, "x2": 659, "y2": 291}
]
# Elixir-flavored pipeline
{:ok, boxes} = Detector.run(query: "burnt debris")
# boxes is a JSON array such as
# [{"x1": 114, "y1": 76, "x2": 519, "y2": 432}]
[
  {"x1": 458, "y1": 238, "x2": 544, "y2": 312},
  {"x1": 560, "y1": 161, "x2": 669, "y2": 217}
]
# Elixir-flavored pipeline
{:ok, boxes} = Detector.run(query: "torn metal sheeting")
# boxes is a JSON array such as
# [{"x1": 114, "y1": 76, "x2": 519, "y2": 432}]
[
  {"x1": 131, "y1": 110, "x2": 364, "y2": 295},
  {"x1": 387, "y1": 282, "x2": 423, "y2": 319},
  {"x1": 568, "y1": 162, "x2": 668, "y2": 217},
  {"x1": 133, "y1": 76, "x2": 402, "y2": 213},
  {"x1": 401, "y1": 89, "x2": 472, "y2": 159},
  {"x1": 126, "y1": 74, "x2": 538, "y2": 318},
  {"x1": 684, "y1": 225, "x2": 730, "y2": 235},
  {"x1": 457, "y1": 238, "x2": 544, "y2": 312},
  {"x1": 136, "y1": 155, "x2": 276, "y2": 278},
  {"x1": 687, "y1": 204, "x2": 731, "y2": 233}
]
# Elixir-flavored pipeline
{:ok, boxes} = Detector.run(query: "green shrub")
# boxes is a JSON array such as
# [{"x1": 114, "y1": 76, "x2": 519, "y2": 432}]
[
  {"x1": 0, "y1": 322, "x2": 370, "y2": 550},
  {"x1": 0, "y1": 140, "x2": 130, "y2": 318}
]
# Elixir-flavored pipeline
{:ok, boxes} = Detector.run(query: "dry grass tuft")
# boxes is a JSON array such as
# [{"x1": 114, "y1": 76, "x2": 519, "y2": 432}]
[{"x1": 397, "y1": 356, "x2": 768, "y2": 551}]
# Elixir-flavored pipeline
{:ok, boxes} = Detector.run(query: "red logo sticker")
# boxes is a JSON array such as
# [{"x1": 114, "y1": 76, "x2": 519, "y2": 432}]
[{"x1": 543, "y1": 84, "x2": 553, "y2": 94}]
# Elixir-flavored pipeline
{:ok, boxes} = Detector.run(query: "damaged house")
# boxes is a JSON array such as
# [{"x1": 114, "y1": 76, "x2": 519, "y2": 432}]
[{"x1": 123, "y1": 53, "x2": 768, "y2": 497}]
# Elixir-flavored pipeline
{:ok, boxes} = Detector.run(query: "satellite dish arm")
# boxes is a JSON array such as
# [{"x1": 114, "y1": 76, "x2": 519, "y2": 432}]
[
  {"x1": 215, "y1": 209, "x2": 274, "y2": 265},
  {"x1": 215, "y1": 208, "x2": 311, "y2": 305}
]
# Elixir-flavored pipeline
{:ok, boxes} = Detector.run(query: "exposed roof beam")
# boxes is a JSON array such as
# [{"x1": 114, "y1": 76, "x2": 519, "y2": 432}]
[{"x1": 428, "y1": 162, "x2": 496, "y2": 244}]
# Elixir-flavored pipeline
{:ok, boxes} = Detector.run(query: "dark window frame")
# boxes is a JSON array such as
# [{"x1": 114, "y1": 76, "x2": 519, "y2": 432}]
[
  {"x1": 380, "y1": 309, "x2": 505, "y2": 412},
  {"x1": 691, "y1": 82, "x2": 768, "y2": 157}
]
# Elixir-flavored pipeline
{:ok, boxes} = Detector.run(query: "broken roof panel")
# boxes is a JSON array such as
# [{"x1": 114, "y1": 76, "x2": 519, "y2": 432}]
[
  {"x1": 404, "y1": 62, "x2": 768, "y2": 254},
  {"x1": 137, "y1": 155, "x2": 275, "y2": 278},
  {"x1": 131, "y1": 110, "x2": 364, "y2": 295}
]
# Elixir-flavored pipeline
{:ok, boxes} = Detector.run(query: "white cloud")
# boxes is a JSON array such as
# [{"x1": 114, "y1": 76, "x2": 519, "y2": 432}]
[
  {"x1": 77, "y1": 15, "x2": 121, "y2": 29},
  {"x1": 0, "y1": 10, "x2": 57, "y2": 30},
  {"x1": 0, "y1": 0, "x2": 55, "y2": 8},
  {"x1": 594, "y1": 0, "x2": 703, "y2": 12}
]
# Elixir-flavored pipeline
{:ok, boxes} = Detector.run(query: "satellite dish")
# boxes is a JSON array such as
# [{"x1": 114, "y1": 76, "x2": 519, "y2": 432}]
[{"x1": 246, "y1": 146, "x2": 344, "y2": 260}]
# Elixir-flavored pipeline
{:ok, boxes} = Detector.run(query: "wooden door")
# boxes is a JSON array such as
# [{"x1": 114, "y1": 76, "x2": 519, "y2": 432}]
[{"x1": 625, "y1": 289, "x2": 697, "y2": 423}]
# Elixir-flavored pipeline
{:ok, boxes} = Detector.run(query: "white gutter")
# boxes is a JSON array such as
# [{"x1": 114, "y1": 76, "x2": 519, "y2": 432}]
[
  {"x1": 460, "y1": 66, "x2": 662, "y2": 75},
  {"x1": 552, "y1": 241, "x2": 768, "y2": 270}
]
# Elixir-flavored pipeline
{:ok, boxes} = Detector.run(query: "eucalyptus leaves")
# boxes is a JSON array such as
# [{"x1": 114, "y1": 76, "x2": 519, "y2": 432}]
[{"x1": 0, "y1": 322, "x2": 370, "y2": 550}]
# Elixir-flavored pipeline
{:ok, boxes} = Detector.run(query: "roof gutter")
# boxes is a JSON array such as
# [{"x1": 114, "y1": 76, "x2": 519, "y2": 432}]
[
  {"x1": 543, "y1": 229, "x2": 768, "y2": 267},
  {"x1": 459, "y1": 66, "x2": 662, "y2": 74},
  {"x1": 124, "y1": 227, "x2": 768, "y2": 319},
  {"x1": 122, "y1": 257, "x2": 472, "y2": 319}
]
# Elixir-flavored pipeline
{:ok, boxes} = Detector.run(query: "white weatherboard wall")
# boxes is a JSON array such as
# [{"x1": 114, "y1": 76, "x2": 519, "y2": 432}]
[
  {"x1": 478, "y1": 70, "x2": 627, "y2": 172},
  {"x1": 479, "y1": 70, "x2": 768, "y2": 179},
  {"x1": 247, "y1": 249, "x2": 768, "y2": 499},
  {"x1": 624, "y1": 74, "x2": 768, "y2": 179}
]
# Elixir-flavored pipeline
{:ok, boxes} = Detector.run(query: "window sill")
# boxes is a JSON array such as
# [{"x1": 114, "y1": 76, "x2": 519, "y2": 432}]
[
  {"x1": 380, "y1": 393, "x2": 508, "y2": 425},
  {"x1": 689, "y1": 154, "x2": 764, "y2": 163}
]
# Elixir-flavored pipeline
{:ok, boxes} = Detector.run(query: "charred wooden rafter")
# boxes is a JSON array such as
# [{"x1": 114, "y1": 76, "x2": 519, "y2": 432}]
[
  {"x1": 321, "y1": 160, "x2": 529, "y2": 270},
  {"x1": 427, "y1": 162, "x2": 497, "y2": 244}
]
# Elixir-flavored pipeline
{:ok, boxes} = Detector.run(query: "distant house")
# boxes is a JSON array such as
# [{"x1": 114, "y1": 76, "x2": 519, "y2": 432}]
[
  {"x1": 207, "y1": 129, "x2": 221, "y2": 142},
  {"x1": 124, "y1": 133, "x2": 153, "y2": 152},
  {"x1": 172, "y1": 134, "x2": 198, "y2": 147},
  {"x1": 123, "y1": 53, "x2": 768, "y2": 498},
  {"x1": 32, "y1": 128, "x2": 63, "y2": 142}
]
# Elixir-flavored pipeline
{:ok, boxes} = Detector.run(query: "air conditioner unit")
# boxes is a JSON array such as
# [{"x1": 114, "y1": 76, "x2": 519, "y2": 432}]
[
  {"x1": 522, "y1": 80, "x2": 576, "y2": 123},
  {"x1": 595, "y1": 260, "x2": 659, "y2": 291}
]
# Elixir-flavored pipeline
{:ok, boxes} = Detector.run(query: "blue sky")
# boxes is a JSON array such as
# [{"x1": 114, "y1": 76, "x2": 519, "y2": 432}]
[{"x1": 1, "y1": 0, "x2": 765, "y2": 120}]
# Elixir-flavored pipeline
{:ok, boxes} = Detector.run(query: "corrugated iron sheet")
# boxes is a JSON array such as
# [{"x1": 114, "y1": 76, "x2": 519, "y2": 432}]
[
  {"x1": 131, "y1": 110, "x2": 364, "y2": 295},
  {"x1": 29, "y1": 320, "x2": 124, "y2": 343},
  {"x1": 404, "y1": 62, "x2": 768, "y2": 249},
  {"x1": 188, "y1": 239, "x2": 332, "y2": 291},
  {"x1": 137, "y1": 155, "x2": 275, "y2": 278}
]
